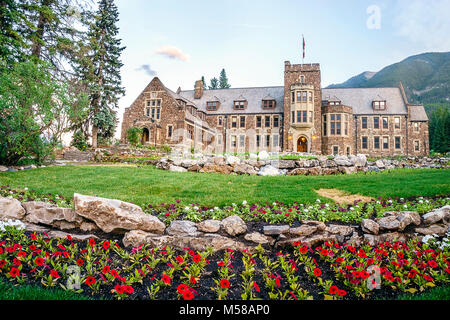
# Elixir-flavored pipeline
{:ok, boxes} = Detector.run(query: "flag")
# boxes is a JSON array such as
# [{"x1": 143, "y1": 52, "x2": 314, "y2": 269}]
[{"x1": 302, "y1": 35, "x2": 306, "y2": 60}]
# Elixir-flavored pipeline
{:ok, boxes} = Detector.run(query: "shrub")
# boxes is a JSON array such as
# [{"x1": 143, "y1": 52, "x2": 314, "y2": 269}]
[
  {"x1": 71, "y1": 130, "x2": 88, "y2": 151},
  {"x1": 126, "y1": 127, "x2": 143, "y2": 147}
]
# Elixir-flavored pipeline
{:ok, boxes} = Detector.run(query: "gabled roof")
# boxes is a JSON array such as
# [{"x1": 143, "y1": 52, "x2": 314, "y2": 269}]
[{"x1": 409, "y1": 105, "x2": 429, "y2": 121}]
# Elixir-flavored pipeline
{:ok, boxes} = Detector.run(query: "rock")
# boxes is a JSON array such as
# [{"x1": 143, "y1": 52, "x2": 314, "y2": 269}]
[
  {"x1": 396, "y1": 211, "x2": 421, "y2": 231},
  {"x1": 187, "y1": 164, "x2": 202, "y2": 172},
  {"x1": 334, "y1": 155, "x2": 352, "y2": 166},
  {"x1": 201, "y1": 164, "x2": 233, "y2": 174},
  {"x1": 375, "y1": 160, "x2": 385, "y2": 169},
  {"x1": 289, "y1": 224, "x2": 318, "y2": 237},
  {"x1": 0, "y1": 197, "x2": 26, "y2": 220},
  {"x1": 339, "y1": 166, "x2": 357, "y2": 174},
  {"x1": 22, "y1": 201, "x2": 83, "y2": 226},
  {"x1": 258, "y1": 165, "x2": 284, "y2": 176},
  {"x1": 263, "y1": 225, "x2": 290, "y2": 236},
  {"x1": 249, "y1": 153, "x2": 258, "y2": 160},
  {"x1": 347, "y1": 232, "x2": 363, "y2": 247},
  {"x1": 233, "y1": 163, "x2": 258, "y2": 175},
  {"x1": 363, "y1": 232, "x2": 409, "y2": 246},
  {"x1": 278, "y1": 232, "x2": 337, "y2": 248},
  {"x1": 80, "y1": 221, "x2": 99, "y2": 232},
  {"x1": 422, "y1": 205, "x2": 450, "y2": 225},
  {"x1": 197, "y1": 220, "x2": 221, "y2": 233},
  {"x1": 258, "y1": 151, "x2": 270, "y2": 160},
  {"x1": 47, "y1": 230, "x2": 99, "y2": 241},
  {"x1": 415, "y1": 224, "x2": 448, "y2": 236},
  {"x1": 213, "y1": 156, "x2": 225, "y2": 166},
  {"x1": 361, "y1": 219, "x2": 380, "y2": 235},
  {"x1": 169, "y1": 165, "x2": 188, "y2": 173},
  {"x1": 288, "y1": 167, "x2": 322, "y2": 176},
  {"x1": 73, "y1": 193, "x2": 166, "y2": 234},
  {"x1": 367, "y1": 166, "x2": 380, "y2": 172},
  {"x1": 0, "y1": 166, "x2": 8, "y2": 172},
  {"x1": 321, "y1": 168, "x2": 340, "y2": 175},
  {"x1": 301, "y1": 220, "x2": 326, "y2": 231},
  {"x1": 325, "y1": 224, "x2": 354, "y2": 237},
  {"x1": 221, "y1": 215, "x2": 247, "y2": 236},
  {"x1": 166, "y1": 220, "x2": 199, "y2": 236},
  {"x1": 274, "y1": 160, "x2": 296, "y2": 169},
  {"x1": 244, "y1": 232, "x2": 274, "y2": 245},
  {"x1": 376, "y1": 215, "x2": 400, "y2": 231},
  {"x1": 180, "y1": 159, "x2": 197, "y2": 168},
  {"x1": 225, "y1": 155, "x2": 241, "y2": 166}
]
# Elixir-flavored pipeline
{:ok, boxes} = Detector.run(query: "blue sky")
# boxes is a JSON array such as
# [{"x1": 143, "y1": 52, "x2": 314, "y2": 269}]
[{"x1": 114, "y1": 0, "x2": 450, "y2": 134}]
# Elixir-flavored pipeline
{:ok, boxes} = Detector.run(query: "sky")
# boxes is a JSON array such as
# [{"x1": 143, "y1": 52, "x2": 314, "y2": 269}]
[{"x1": 114, "y1": 0, "x2": 450, "y2": 138}]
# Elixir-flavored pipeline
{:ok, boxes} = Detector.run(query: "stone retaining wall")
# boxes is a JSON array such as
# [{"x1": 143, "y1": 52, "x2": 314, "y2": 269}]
[{"x1": 1, "y1": 194, "x2": 449, "y2": 252}]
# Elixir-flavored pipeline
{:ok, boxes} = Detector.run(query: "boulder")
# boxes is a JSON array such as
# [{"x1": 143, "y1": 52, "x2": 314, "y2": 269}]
[
  {"x1": 225, "y1": 155, "x2": 241, "y2": 166},
  {"x1": 233, "y1": 163, "x2": 258, "y2": 175},
  {"x1": 258, "y1": 165, "x2": 284, "y2": 176},
  {"x1": 197, "y1": 219, "x2": 221, "y2": 233},
  {"x1": 244, "y1": 232, "x2": 274, "y2": 245},
  {"x1": 0, "y1": 166, "x2": 8, "y2": 172},
  {"x1": 278, "y1": 232, "x2": 337, "y2": 248},
  {"x1": 0, "y1": 197, "x2": 26, "y2": 220},
  {"x1": 422, "y1": 205, "x2": 450, "y2": 225},
  {"x1": 375, "y1": 160, "x2": 385, "y2": 169},
  {"x1": 275, "y1": 160, "x2": 296, "y2": 169},
  {"x1": 289, "y1": 224, "x2": 318, "y2": 237},
  {"x1": 376, "y1": 215, "x2": 400, "y2": 231},
  {"x1": 169, "y1": 165, "x2": 188, "y2": 173},
  {"x1": 22, "y1": 201, "x2": 84, "y2": 226},
  {"x1": 221, "y1": 215, "x2": 247, "y2": 236},
  {"x1": 325, "y1": 224, "x2": 354, "y2": 237},
  {"x1": 334, "y1": 155, "x2": 352, "y2": 166},
  {"x1": 339, "y1": 166, "x2": 357, "y2": 174},
  {"x1": 263, "y1": 225, "x2": 290, "y2": 236},
  {"x1": 213, "y1": 156, "x2": 226, "y2": 166},
  {"x1": 258, "y1": 151, "x2": 270, "y2": 160},
  {"x1": 166, "y1": 220, "x2": 199, "y2": 236},
  {"x1": 187, "y1": 164, "x2": 202, "y2": 172},
  {"x1": 73, "y1": 193, "x2": 166, "y2": 234},
  {"x1": 415, "y1": 224, "x2": 448, "y2": 236},
  {"x1": 201, "y1": 164, "x2": 233, "y2": 174},
  {"x1": 361, "y1": 219, "x2": 379, "y2": 235},
  {"x1": 301, "y1": 220, "x2": 326, "y2": 231},
  {"x1": 396, "y1": 211, "x2": 421, "y2": 231}
]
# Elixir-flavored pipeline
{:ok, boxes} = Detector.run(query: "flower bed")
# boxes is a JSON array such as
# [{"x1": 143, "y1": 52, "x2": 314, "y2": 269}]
[{"x1": 0, "y1": 224, "x2": 449, "y2": 300}]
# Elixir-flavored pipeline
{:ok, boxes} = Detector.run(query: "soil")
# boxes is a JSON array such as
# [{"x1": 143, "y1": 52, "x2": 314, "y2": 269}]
[{"x1": 315, "y1": 189, "x2": 375, "y2": 204}]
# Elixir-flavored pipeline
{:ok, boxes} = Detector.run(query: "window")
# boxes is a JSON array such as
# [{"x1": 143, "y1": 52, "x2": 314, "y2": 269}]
[
  {"x1": 414, "y1": 140, "x2": 420, "y2": 151},
  {"x1": 382, "y1": 117, "x2": 388, "y2": 129},
  {"x1": 256, "y1": 135, "x2": 261, "y2": 148},
  {"x1": 273, "y1": 116, "x2": 279, "y2": 128},
  {"x1": 291, "y1": 92, "x2": 295, "y2": 103},
  {"x1": 362, "y1": 136, "x2": 368, "y2": 149},
  {"x1": 291, "y1": 111, "x2": 295, "y2": 123},
  {"x1": 265, "y1": 135, "x2": 270, "y2": 148},
  {"x1": 373, "y1": 117, "x2": 380, "y2": 129},
  {"x1": 302, "y1": 92, "x2": 307, "y2": 102},
  {"x1": 265, "y1": 116, "x2": 271, "y2": 127},
  {"x1": 308, "y1": 92, "x2": 313, "y2": 102},
  {"x1": 146, "y1": 99, "x2": 162, "y2": 120},
  {"x1": 346, "y1": 147, "x2": 351, "y2": 156},
  {"x1": 336, "y1": 114, "x2": 341, "y2": 135},
  {"x1": 146, "y1": 108, "x2": 150, "y2": 117},
  {"x1": 273, "y1": 135, "x2": 279, "y2": 148},
  {"x1": 330, "y1": 114, "x2": 341, "y2": 135},
  {"x1": 218, "y1": 116, "x2": 223, "y2": 126},
  {"x1": 383, "y1": 137, "x2": 389, "y2": 149},
  {"x1": 296, "y1": 91, "x2": 301, "y2": 102},
  {"x1": 362, "y1": 117, "x2": 368, "y2": 129},
  {"x1": 297, "y1": 111, "x2": 302, "y2": 123},
  {"x1": 239, "y1": 135, "x2": 245, "y2": 148},
  {"x1": 187, "y1": 125, "x2": 194, "y2": 140},
  {"x1": 394, "y1": 117, "x2": 400, "y2": 129},
  {"x1": 323, "y1": 115, "x2": 327, "y2": 136},
  {"x1": 373, "y1": 101, "x2": 386, "y2": 110},
  {"x1": 344, "y1": 114, "x2": 349, "y2": 135},
  {"x1": 256, "y1": 116, "x2": 262, "y2": 128},
  {"x1": 374, "y1": 136, "x2": 380, "y2": 149},
  {"x1": 395, "y1": 137, "x2": 401, "y2": 149},
  {"x1": 414, "y1": 122, "x2": 419, "y2": 132},
  {"x1": 217, "y1": 134, "x2": 222, "y2": 145},
  {"x1": 303, "y1": 111, "x2": 307, "y2": 123},
  {"x1": 231, "y1": 136, "x2": 237, "y2": 148},
  {"x1": 333, "y1": 146, "x2": 339, "y2": 155},
  {"x1": 309, "y1": 111, "x2": 313, "y2": 123},
  {"x1": 300, "y1": 75, "x2": 305, "y2": 83},
  {"x1": 167, "y1": 125, "x2": 173, "y2": 139},
  {"x1": 231, "y1": 116, "x2": 237, "y2": 128},
  {"x1": 263, "y1": 100, "x2": 275, "y2": 109},
  {"x1": 206, "y1": 101, "x2": 218, "y2": 111},
  {"x1": 234, "y1": 101, "x2": 246, "y2": 110},
  {"x1": 240, "y1": 116, "x2": 246, "y2": 128}
]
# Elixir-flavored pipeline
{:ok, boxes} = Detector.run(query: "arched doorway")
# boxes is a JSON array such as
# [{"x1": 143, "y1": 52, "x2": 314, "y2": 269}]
[
  {"x1": 142, "y1": 128, "x2": 150, "y2": 144},
  {"x1": 297, "y1": 136, "x2": 308, "y2": 153}
]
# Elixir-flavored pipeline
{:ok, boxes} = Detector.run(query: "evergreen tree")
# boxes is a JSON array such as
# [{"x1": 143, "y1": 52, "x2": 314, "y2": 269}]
[
  {"x1": 75, "y1": 0, "x2": 125, "y2": 148},
  {"x1": 209, "y1": 77, "x2": 218, "y2": 89},
  {"x1": 201, "y1": 75, "x2": 206, "y2": 89},
  {"x1": 219, "y1": 68, "x2": 231, "y2": 89}
]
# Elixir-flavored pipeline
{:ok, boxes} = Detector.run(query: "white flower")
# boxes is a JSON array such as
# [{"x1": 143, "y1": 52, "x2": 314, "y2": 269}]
[
  {"x1": 325, "y1": 203, "x2": 329, "y2": 207},
  {"x1": 272, "y1": 202, "x2": 277, "y2": 206},
  {"x1": 242, "y1": 200, "x2": 247, "y2": 205},
  {"x1": 214, "y1": 207, "x2": 219, "y2": 211},
  {"x1": 350, "y1": 207, "x2": 355, "y2": 211},
  {"x1": 24, "y1": 187, "x2": 28, "y2": 191},
  {"x1": 308, "y1": 206, "x2": 313, "y2": 209},
  {"x1": 403, "y1": 204, "x2": 408, "y2": 209},
  {"x1": 376, "y1": 201, "x2": 381, "y2": 204},
  {"x1": 184, "y1": 206, "x2": 190, "y2": 211},
  {"x1": 316, "y1": 199, "x2": 321, "y2": 203},
  {"x1": 193, "y1": 206, "x2": 199, "y2": 210},
  {"x1": 419, "y1": 200, "x2": 423, "y2": 204},
  {"x1": 304, "y1": 209, "x2": 309, "y2": 213}
]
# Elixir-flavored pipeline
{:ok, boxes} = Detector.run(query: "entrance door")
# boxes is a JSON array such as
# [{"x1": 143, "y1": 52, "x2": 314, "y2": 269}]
[
  {"x1": 297, "y1": 136, "x2": 308, "y2": 152},
  {"x1": 142, "y1": 128, "x2": 150, "y2": 144}
]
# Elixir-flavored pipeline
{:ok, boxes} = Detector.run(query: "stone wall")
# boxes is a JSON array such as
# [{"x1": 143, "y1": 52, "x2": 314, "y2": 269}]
[{"x1": 1, "y1": 194, "x2": 448, "y2": 252}]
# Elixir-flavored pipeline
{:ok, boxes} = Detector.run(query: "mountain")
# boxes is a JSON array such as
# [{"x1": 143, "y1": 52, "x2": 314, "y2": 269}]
[{"x1": 327, "y1": 52, "x2": 450, "y2": 105}]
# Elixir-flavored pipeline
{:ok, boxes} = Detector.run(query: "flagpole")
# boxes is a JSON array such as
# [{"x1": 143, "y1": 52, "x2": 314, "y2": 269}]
[{"x1": 302, "y1": 34, "x2": 305, "y2": 65}]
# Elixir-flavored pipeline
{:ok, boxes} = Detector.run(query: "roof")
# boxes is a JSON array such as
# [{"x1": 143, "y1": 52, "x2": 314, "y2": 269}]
[
  {"x1": 179, "y1": 86, "x2": 285, "y2": 114},
  {"x1": 409, "y1": 105, "x2": 429, "y2": 121},
  {"x1": 322, "y1": 87, "x2": 408, "y2": 115}
]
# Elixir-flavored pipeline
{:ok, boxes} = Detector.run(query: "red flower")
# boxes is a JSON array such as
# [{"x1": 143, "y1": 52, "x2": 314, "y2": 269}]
[
  {"x1": 85, "y1": 276, "x2": 96, "y2": 285},
  {"x1": 335, "y1": 257, "x2": 344, "y2": 263},
  {"x1": 102, "y1": 265, "x2": 110, "y2": 274},
  {"x1": 9, "y1": 267, "x2": 20, "y2": 278},
  {"x1": 299, "y1": 246, "x2": 308, "y2": 254},
  {"x1": 76, "y1": 259, "x2": 84, "y2": 266},
  {"x1": 17, "y1": 251, "x2": 26, "y2": 258},
  {"x1": 397, "y1": 252, "x2": 405, "y2": 259},
  {"x1": 110, "y1": 269, "x2": 119, "y2": 278},
  {"x1": 320, "y1": 248, "x2": 329, "y2": 256},
  {"x1": 66, "y1": 235, "x2": 73, "y2": 242},
  {"x1": 50, "y1": 270, "x2": 60, "y2": 279},
  {"x1": 13, "y1": 258, "x2": 21, "y2": 266},
  {"x1": 34, "y1": 257, "x2": 44, "y2": 266},
  {"x1": 0, "y1": 260, "x2": 7, "y2": 268},
  {"x1": 102, "y1": 241, "x2": 110, "y2": 250},
  {"x1": 358, "y1": 249, "x2": 367, "y2": 258},
  {"x1": 337, "y1": 289, "x2": 347, "y2": 297},
  {"x1": 183, "y1": 289, "x2": 194, "y2": 300},
  {"x1": 176, "y1": 256, "x2": 184, "y2": 264},
  {"x1": 89, "y1": 238, "x2": 96, "y2": 247},
  {"x1": 30, "y1": 233, "x2": 37, "y2": 240},
  {"x1": 177, "y1": 284, "x2": 188, "y2": 294},
  {"x1": 422, "y1": 274, "x2": 434, "y2": 282},
  {"x1": 253, "y1": 281, "x2": 260, "y2": 292},
  {"x1": 348, "y1": 246, "x2": 356, "y2": 253},
  {"x1": 408, "y1": 269, "x2": 418, "y2": 278},
  {"x1": 123, "y1": 285, "x2": 134, "y2": 294},
  {"x1": 428, "y1": 260, "x2": 438, "y2": 268},
  {"x1": 114, "y1": 284, "x2": 125, "y2": 294},
  {"x1": 192, "y1": 254, "x2": 201, "y2": 263},
  {"x1": 190, "y1": 276, "x2": 197, "y2": 284},
  {"x1": 275, "y1": 278, "x2": 281, "y2": 287},
  {"x1": 220, "y1": 279, "x2": 230, "y2": 289},
  {"x1": 162, "y1": 274, "x2": 171, "y2": 285},
  {"x1": 329, "y1": 286, "x2": 339, "y2": 295},
  {"x1": 313, "y1": 268, "x2": 322, "y2": 277}
]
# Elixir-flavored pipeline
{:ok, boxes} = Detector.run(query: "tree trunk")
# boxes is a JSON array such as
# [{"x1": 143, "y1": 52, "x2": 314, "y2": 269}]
[
  {"x1": 31, "y1": 0, "x2": 53, "y2": 59},
  {"x1": 91, "y1": 125, "x2": 98, "y2": 149}
]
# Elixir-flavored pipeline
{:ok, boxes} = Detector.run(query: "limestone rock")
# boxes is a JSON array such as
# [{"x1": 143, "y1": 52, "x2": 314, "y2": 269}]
[
  {"x1": 197, "y1": 220, "x2": 221, "y2": 233},
  {"x1": 263, "y1": 225, "x2": 290, "y2": 236},
  {"x1": 396, "y1": 211, "x2": 421, "y2": 231},
  {"x1": 334, "y1": 155, "x2": 352, "y2": 166},
  {"x1": 74, "y1": 193, "x2": 166, "y2": 234},
  {"x1": 422, "y1": 205, "x2": 450, "y2": 225},
  {"x1": 361, "y1": 219, "x2": 379, "y2": 235},
  {"x1": 169, "y1": 165, "x2": 188, "y2": 173},
  {"x1": 289, "y1": 224, "x2": 318, "y2": 237},
  {"x1": 325, "y1": 224, "x2": 354, "y2": 237},
  {"x1": 376, "y1": 215, "x2": 400, "y2": 231},
  {"x1": 166, "y1": 220, "x2": 199, "y2": 236},
  {"x1": 23, "y1": 201, "x2": 83, "y2": 226},
  {"x1": 258, "y1": 151, "x2": 270, "y2": 160},
  {"x1": 415, "y1": 224, "x2": 448, "y2": 236},
  {"x1": 233, "y1": 163, "x2": 258, "y2": 175},
  {"x1": 278, "y1": 232, "x2": 337, "y2": 248},
  {"x1": 274, "y1": 160, "x2": 296, "y2": 169},
  {"x1": 301, "y1": 220, "x2": 326, "y2": 231},
  {"x1": 375, "y1": 160, "x2": 385, "y2": 169},
  {"x1": 201, "y1": 164, "x2": 233, "y2": 174},
  {"x1": 221, "y1": 215, "x2": 247, "y2": 236},
  {"x1": 225, "y1": 155, "x2": 241, "y2": 166},
  {"x1": 0, "y1": 166, "x2": 8, "y2": 172},
  {"x1": 244, "y1": 232, "x2": 274, "y2": 245},
  {"x1": 0, "y1": 197, "x2": 26, "y2": 220},
  {"x1": 258, "y1": 165, "x2": 284, "y2": 176}
]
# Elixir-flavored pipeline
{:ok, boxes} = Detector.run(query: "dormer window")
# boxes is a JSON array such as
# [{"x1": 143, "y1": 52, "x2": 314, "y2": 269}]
[
  {"x1": 373, "y1": 100, "x2": 386, "y2": 111},
  {"x1": 329, "y1": 100, "x2": 341, "y2": 106},
  {"x1": 262, "y1": 100, "x2": 276, "y2": 109},
  {"x1": 206, "y1": 101, "x2": 219, "y2": 111},
  {"x1": 234, "y1": 100, "x2": 246, "y2": 110}
]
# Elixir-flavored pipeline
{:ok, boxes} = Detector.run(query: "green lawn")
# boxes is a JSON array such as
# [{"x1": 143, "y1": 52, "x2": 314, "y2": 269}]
[{"x1": 0, "y1": 166, "x2": 449, "y2": 207}]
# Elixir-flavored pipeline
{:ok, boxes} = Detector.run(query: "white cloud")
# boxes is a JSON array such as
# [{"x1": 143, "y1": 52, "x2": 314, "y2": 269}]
[
  {"x1": 393, "y1": 0, "x2": 450, "y2": 51},
  {"x1": 136, "y1": 64, "x2": 157, "y2": 77},
  {"x1": 154, "y1": 45, "x2": 191, "y2": 62}
]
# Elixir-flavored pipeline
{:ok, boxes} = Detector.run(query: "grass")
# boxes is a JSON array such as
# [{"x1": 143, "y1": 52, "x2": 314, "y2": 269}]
[
  {"x1": 390, "y1": 285, "x2": 450, "y2": 300},
  {"x1": 0, "y1": 278, "x2": 90, "y2": 300},
  {"x1": 0, "y1": 165, "x2": 449, "y2": 208}
]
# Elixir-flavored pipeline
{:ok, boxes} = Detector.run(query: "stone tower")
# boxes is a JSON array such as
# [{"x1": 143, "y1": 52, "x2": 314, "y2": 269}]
[{"x1": 283, "y1": 61, "x2": 322, "y2": 154}]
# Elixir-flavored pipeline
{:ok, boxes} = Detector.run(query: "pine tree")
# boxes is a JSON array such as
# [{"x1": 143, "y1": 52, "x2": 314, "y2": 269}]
[
  {"x1": 75, "y1": 0, "x2": 125, "y2": 148},
  {"x1": 209, "y1": 77, "x2": 219, "y2": 90},
  {"x1": 201, "y1": 75, "x2": 206, "y2": 89},
  {"x1": 219, "y1": 68, "x2": 231, "y2": 89}
]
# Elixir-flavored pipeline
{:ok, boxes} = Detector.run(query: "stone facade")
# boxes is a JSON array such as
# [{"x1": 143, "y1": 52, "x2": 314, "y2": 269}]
[{"x1": 121, "y1": 58, "x2": 429, "y2": 157}]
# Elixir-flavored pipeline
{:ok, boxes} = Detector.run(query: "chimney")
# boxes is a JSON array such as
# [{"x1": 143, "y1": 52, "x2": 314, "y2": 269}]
[{"x1": 194, "y1": 80, "x2": 204, "y2": 99}]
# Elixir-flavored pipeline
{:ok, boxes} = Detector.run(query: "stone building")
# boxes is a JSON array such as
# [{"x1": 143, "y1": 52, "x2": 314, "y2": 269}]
[{"x1": 121, "y1": 60, "x2": 429, "y2": 156}]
